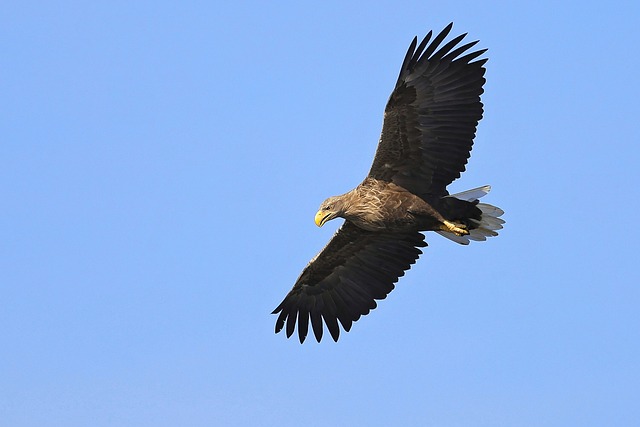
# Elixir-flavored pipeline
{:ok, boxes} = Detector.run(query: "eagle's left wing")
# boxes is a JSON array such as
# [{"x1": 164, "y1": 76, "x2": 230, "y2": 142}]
[{"x1": 273, "y1": 221, "x2": 426, "y2": 343}]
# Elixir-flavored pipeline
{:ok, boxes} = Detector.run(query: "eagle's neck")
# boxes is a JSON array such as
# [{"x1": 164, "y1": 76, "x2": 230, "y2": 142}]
[{"x1": 338, "y1": 182, "x2": 387, "y2": 230}]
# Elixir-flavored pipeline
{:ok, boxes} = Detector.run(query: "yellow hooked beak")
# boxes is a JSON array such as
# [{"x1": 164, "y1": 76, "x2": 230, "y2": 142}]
[{"x1": 314, "y1": 209, "x2": 333, "y2": 227}]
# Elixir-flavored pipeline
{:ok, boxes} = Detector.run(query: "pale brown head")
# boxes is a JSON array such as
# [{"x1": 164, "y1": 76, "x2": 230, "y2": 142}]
[{"x1": 314, "y1": 195, "x2": 347, "y2": 227}]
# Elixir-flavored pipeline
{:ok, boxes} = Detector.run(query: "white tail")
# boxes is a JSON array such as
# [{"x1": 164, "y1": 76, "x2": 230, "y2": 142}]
[{"x1": 436, "y1": 185, "x2": 505, "y2": 245}]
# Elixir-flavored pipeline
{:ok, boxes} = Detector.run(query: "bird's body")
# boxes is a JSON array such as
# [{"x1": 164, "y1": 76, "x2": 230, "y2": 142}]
[
  {"x1": 322, "y1": 178, "x2": 455, "y2": 232},
  {"x1": 273, "y1": 23, "x2": 504, "y2": 343}
]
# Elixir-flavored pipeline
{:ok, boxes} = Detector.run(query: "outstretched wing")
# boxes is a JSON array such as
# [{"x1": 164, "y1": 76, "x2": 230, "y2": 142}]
[
  {"x1": 368, "y1": 23, "x2": 487, "y2": 197},
  {"x1": 273, "y1": 222, "x2": 426, "y2": 343}
]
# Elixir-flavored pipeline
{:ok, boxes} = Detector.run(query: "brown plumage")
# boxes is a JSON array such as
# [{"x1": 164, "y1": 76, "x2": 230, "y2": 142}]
[{"x1": 273, "y1": 23, "x2": 505, "y2": 343}]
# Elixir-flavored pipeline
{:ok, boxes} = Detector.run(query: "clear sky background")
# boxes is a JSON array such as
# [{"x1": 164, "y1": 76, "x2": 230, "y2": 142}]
[{"x1": 2, "y1": 1, "x2": 639, "y2": 426}]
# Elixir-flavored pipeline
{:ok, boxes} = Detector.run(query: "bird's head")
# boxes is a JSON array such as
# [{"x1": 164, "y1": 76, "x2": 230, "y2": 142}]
[{"x1": 314, "y1": 195, "x2": 345, "y2": 227}]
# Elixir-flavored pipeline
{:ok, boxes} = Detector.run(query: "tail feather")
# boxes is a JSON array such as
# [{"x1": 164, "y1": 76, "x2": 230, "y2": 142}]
[
  {"x1": 436, "y1": 185, "x2": 504, "y2": 245},
  {"x1": 447, "y1": 185, "x2": 491, "y2": 202}
]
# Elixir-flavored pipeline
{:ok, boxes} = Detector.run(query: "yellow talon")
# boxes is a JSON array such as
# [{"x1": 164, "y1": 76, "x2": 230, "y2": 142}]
[{"x1": 442, "y1": 220, "x2": 469, "y2": 236}]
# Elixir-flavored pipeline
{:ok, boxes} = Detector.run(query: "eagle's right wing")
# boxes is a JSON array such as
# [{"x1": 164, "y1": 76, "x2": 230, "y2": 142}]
[{"x1": 369, "y1": 23, "x2": 487, "y2": 198}]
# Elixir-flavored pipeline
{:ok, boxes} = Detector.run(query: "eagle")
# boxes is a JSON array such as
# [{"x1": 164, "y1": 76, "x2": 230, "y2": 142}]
[{"x1": 273, "y1": 23, "x2": 504, "y2": 343}]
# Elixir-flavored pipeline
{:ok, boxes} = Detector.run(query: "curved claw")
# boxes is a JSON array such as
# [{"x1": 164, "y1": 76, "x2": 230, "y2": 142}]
[{"x1": 441, "y1": 220, "x2": 469, "y2": 236}]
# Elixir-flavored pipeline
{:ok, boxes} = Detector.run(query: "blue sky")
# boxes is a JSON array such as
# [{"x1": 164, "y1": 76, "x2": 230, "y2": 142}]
[{"x1": 2, "y1": 1, "x2": 639, "y2": 426}]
